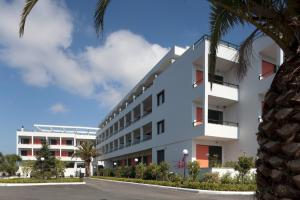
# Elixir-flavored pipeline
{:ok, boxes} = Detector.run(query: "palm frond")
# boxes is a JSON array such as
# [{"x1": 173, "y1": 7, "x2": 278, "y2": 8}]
[
  {"x1": 94, "y1": 0, "x2": 111, "y2": 37},
  {"x1": 208, "y1": 3, "x2": 244, "y2": 80},
  {"x1": 236, "y1": 28, "x2": 261, "y2": 80},
  {"x1": 19, "y1": 0, "x2": 39, "y2": 38}
]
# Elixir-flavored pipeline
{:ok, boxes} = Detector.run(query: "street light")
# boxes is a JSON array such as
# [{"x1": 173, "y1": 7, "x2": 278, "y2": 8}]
[
  {"x1": 182, "y1": 149, "x2": 189, "y2": 180},
  {"x1": 41, "y1": 157, "x2": 45, "y2": 179},
  {"x1": 134, "y1": 158, "x2": 138, "y2": 163},
  {"x1": 113, "y1": 162, "x2": 117, "y2": 168}
]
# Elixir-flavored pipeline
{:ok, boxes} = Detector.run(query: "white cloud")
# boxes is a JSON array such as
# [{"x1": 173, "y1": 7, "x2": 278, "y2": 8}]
[
  {"x1": 0, "y1": 0, "x2": 169, "y2": 107},
  {"x1": 50, "y1": 103, "x2": 68, "y2": 114}
]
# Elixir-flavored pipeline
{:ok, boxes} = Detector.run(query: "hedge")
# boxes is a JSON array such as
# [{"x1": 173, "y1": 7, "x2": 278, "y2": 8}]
[
  {"x1": 91, "y1": 176, "x2": 256, "y2": 191},
  {"x1": 0, "y1": 178, "x2": 83, "y2": 183}
]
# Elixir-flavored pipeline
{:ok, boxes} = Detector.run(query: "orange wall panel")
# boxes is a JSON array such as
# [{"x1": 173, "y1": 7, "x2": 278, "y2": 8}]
[
  {"x1": 196, "y1": 145, "x2": 209, "y2": 168},
  {"x1": 262, "y1": 60, "x2": 275, "y2": 78},
  {"x1": 196, "y1": 70, "x2": 203, "y2": 84}
]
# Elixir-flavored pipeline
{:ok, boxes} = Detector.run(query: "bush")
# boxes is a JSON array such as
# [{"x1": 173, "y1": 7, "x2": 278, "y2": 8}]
[
  {"x1": 201, "y1": 172, "x2": 219, "y2": 183},
  {"x1": 187, "y1": 161, "x2": 200, "y2": 181},
  {"x1": 168, "y1": 172, "x2": 182, "y2": 183},
  {"x1": 91, "y1": 176, "x2": 256, "y2": 191},
  {"x1": 220, "y1": 172, "x2": 234, "y2": 184},
  {"x1": 0, "y1": 178, "x2": 82, "y2": 183},
  {"x1": 135, "y1": 163, "x2": 146, "y2": 179},
  {"x1": 223, "y1": 161, "x2": 237, "y2": 168},
  {"x1": 144, "y1": 164, "x2": 157, "y2": 180},
  {"x1": 234, "y1": 155, "x2": 254, "y2": 183},
  {"x1": 158, "y1": 162, "x2": 170, "y2": 181}
]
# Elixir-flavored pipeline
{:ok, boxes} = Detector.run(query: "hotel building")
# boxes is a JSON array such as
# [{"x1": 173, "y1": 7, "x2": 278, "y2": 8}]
[
  {"x1": 95, "y1": 35, "x2": 283, "y2": 171},
  {"x1": 16, "y1": 124, "x2": 98, "y2": 176}
]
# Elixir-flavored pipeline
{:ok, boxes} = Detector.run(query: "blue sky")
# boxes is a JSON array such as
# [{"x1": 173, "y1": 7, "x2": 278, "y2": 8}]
[{"x1": 0, "y1": 0, "x2": 253, "y2": 154}]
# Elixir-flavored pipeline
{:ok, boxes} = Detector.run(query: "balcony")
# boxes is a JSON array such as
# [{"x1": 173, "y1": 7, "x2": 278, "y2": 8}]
[
  {"x1": 208, "y1": 79, "x2": 239, "y2": 106},
  {"x1": 205, "y1": 119, "x2": 238, "y2": 140}
]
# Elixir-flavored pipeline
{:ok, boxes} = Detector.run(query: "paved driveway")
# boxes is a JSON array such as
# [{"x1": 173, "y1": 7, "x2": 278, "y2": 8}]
[{"x1": 0, "y1": 178, "x2": 255, "y2": 200}]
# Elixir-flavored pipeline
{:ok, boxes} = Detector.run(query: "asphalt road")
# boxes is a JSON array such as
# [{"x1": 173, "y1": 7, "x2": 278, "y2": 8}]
[{"x1": 0, "y1": 178, "x2": 255, "y2": 200}]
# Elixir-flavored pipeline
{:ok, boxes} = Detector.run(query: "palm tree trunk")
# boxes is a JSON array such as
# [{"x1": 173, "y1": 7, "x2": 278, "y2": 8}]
[
  {"x1": 85, "y1": 161, "x2": 90, "y2": 177},
  {"x1": 256, "y1": 54, "x2": 300, "y2": 199}
]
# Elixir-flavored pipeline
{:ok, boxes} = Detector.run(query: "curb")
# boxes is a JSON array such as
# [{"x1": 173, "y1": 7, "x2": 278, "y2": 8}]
[
  {"x1": 89, "y1": 178, "x2": 255, "y2": 196},
  {"x1": 0, "y1": 182, "x2": 86, "y2": 187}
]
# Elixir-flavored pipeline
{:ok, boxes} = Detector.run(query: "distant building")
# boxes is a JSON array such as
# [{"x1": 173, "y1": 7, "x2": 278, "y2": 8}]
[
  {"x1": 16, "y1": 124, "x2": 98, "y2": 177},
  {"x1": 95, "y1": 35, "x2": 283, "y2": 172}
]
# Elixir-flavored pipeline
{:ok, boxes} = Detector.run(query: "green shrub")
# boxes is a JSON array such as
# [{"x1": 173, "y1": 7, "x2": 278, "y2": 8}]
[
  {"x1": 187, "y1": 161, "x2": 200, "y2": 181},
  {"x1": 220, "y1": 172, "x2": 234, "y2": 184},
  {"x1": 91, "y1": 176, "x2": 256, "y2": 191},
  {"x1": 223, "y1": 161, "x2": 237, "y2": 168},
  {"x1": 144, "y1": 164, "x2": 156, "y2": 180},
  {"x1": 168, "y1": 172, "x2": 182, "y2": 183},
  {"x1": 0, "y1": 178, "x2": 82, "y2": 183},
  {"x1": 158, "y1": 162, "x2": 170, "y2": 181},
  {"x1": 135, "y1": 163, "x2": 146, "y2": 179},
  {"x1": 234, "y1": 155, "x2": 254, "y2": 184},
  {"x1": 201, "y1": 172, "x2": 219, "y2": 183}
]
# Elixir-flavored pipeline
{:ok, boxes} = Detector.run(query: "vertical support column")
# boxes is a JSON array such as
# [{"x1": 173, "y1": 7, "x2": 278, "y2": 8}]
[
  {"x1": 140, "y1": 127, "x2": 144, "y2": 142},
  {"x1": 141, "y1": 102, "x2": 144, "y2": 117},
  {"x1": 203, "y1": 40, "x2": 209, "y2": 128},
  {"x1": 131, "y1": 109, "x2": 134, "y2": 122},
  {"x1": 131, "y1": 132, "x2": 134, "y2": 145}
]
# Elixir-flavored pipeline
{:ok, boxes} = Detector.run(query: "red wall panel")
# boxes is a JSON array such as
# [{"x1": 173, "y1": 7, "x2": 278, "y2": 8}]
[{"x1": 196, "y1": 145, "x2": 209, "y2": 168}]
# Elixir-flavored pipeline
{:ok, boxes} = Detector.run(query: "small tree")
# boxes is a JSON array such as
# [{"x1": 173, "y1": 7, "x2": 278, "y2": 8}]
[
  {"x1": 234, "y1": 155, "x2": 254, "y2": 184},
  {"x1": 159, "y1": 162, "x2": 170, "y2": 181},
  {"x1": 21, "y1": 160, "x2": 35, "y2": 177},
  {"x1": 135, "y1": 163, "x2": 146, "y2": 179},
  {"x1": 1, "y1": 154, "x2": 22, "y2": 176},
  {"x1": 33, "y1": 139, "x2": 55, "y2": 179},
  {"x1": 187, "y1": 161, "x2": 200, "y2": 181},
  {"x1": 55, "y1": 158, "x2": 66, "y2": 178}
]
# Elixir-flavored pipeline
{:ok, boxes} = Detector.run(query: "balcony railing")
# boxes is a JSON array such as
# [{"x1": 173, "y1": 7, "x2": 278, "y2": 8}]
[
  {"x1": 192, "y1": 79, "x2": 238, "y2": 89},
  {"x1": 209, "y1": 78, "x2": 239, "y2": 88},
  {"x1": 194, "y1": 34, "x2": 239, "y2": 49},
  {"x1": 208, "y1": 119, "x2": 238, "y2": 127}
]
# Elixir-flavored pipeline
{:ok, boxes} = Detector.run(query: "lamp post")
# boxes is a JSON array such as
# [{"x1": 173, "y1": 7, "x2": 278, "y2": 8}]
[
  {"x1": 41, "y1": 157, "x2": 45, "y2": 179},
  {"x1": 182, "y1": 149, "x2": 189, "y2": 180},
  {"x1": 113, "y1": 162, "x2": 117, "y2": 168},
  {"x1": 134, "y1": 158, "x2": 138, "y2": 163}
]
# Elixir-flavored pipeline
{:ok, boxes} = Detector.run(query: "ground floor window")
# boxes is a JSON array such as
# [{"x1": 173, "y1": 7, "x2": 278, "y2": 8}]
[{"x1": 157, "y1": 149, "x2": 165, "y2": 164}]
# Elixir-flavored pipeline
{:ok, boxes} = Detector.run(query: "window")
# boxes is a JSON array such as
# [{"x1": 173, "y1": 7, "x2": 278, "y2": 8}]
[
  {"x1": 21, "y1": 150, "x2": 27, "y2": 156},
  {"x1": 21, "y1": 138, "x2": 30, "y2": 144},
  {"x1": 66, "y1": 140, "x2": 73, "y2": 145},
  {"x1": 208, "y1": 109, "x2": 223, "y2": 124},
  {"x1": 50, "y1": 139, "x2": 58, "y2": 145},
  {"x1": 209, "y1": 74, "x2": 224, "y2": 84},
  {"x1": 157, "y1": 120, "x2": 165, "y2": 135},
  {"x1": 157, "y1": 150, "x2": 165, "y2": 164},
  {"x1": 157, "y1": 90, "x2": 165, "y2": 106}
]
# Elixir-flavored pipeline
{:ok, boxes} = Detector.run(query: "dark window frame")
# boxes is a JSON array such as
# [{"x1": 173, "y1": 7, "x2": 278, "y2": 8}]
[
  {"x1": 157, "y1": 149, "x2": 165, "y2": 164},
  {"x1": 157, "y1": 120, "x2": 165, "y2": 135},
  {"x1": 157, "y1": 90, "x2": 165, "y2": 106}
]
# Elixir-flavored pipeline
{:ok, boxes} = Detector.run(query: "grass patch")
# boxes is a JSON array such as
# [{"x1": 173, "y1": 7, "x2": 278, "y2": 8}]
[
  {"x1": 0, "y1": 178, "x2": 83, "y2": 184},
  {"x1": 92, "y1": 176, "x2": 256, "y2": 191}
]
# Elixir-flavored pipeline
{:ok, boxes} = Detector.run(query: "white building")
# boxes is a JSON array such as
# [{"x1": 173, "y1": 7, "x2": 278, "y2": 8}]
[
  {"x1": 17, "y1": 124, "x2": 98, "y2": 177},
  {"x1": 95, "y1": 35, "x2": 283, "y2": 171}
]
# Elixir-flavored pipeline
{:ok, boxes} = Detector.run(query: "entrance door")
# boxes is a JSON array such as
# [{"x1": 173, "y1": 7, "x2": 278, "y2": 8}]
[{"x1": 196, "y1": 145, "x2": 209, "y2": 168}]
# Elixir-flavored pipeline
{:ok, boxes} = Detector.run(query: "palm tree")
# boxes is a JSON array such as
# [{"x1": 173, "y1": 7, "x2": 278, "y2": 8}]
[
  {"x1": 73, "y1": 142, "x2": 97, "y2": 177},
  {"x1": 18, "y1": 0, "x2": 300, "y2": 198}
]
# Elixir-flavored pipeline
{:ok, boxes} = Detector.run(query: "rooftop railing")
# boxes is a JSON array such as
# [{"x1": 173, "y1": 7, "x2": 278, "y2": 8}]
[{"x1": 194, "y1": 34, "x2": 239, "y2": 50}]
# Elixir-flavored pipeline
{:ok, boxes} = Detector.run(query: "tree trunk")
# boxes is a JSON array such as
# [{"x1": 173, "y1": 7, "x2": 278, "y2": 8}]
[
  {"x1": 256, "y1": 54, "x2": 300, "y2": 199},
  {"x1": 85, "y1": 161, "x2": 90, "y2": 177}
]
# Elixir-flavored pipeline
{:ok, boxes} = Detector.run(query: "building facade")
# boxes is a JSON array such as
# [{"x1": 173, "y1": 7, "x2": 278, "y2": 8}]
[
  {"x1": 17, "y1": 124, "x2": 98, "y2": 176},
  {"x1": 95, "y1": 35, "x2": 283, "y2": 172}
]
